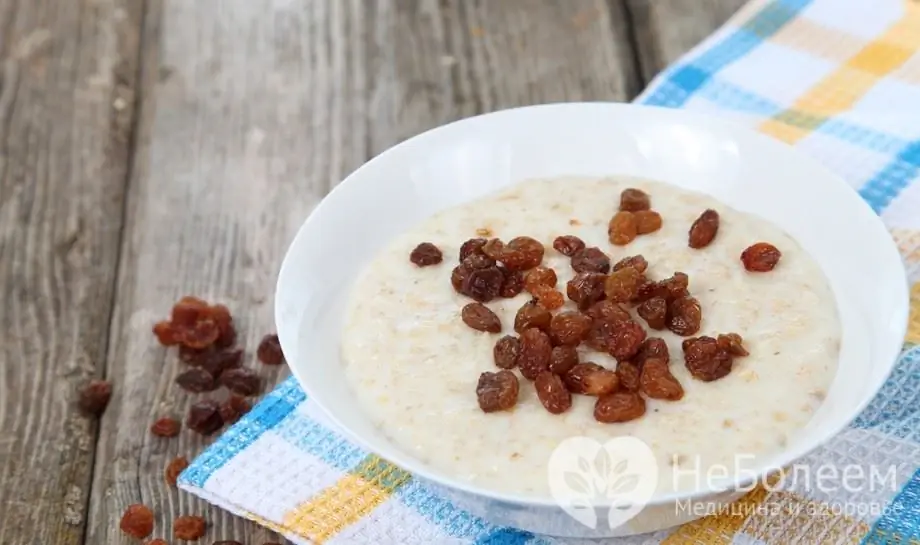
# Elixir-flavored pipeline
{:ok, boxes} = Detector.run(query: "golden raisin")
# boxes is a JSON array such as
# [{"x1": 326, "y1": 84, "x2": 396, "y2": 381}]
[
  {"x1": 637, "y1": 297, "x2": 667, "y2": 330},
  {"x1": 500, "y1": 236, "x2": 544, "y2": 271},
  {"x1": 173, "y1": 515, "x2": 207, "y2": 540},
  {"x1": 667, "y1": 296, "x2": 702, "y2": 336},
  {"x1": 549, "y1": 311, "x2": 592, "y2": 346},
  {"x1": 636, "y1": 337, "x2": 670, "y2": 365},
  {"x1": 518, "y1": 328, "x2": 552, "y2": 380},
  {"x1": 493, "y1": 336, "x2": 521, "y2": 369},
  {"x1": 605, "y1": 320, "x2": 647, "y2": 360},
  {"x1": 120, "y1": 504, "x2": 155, "y2": 539},
  {"x1": 613, "y1": 255, "x2": 648, "y2": 274},
  {"x1": 688, "y1": 209, "x2": 719, "y2": 249},
  {"x1": 584, "y1": 300, "x2": 631, "y2": 324},
  {"x1": 514, "y1": 300, "x2": 552, "y2": 333},
  {"x1": 165, "y1": 456, "x2": 189, "y2": 487},
  {"x1": 639, "y1": 358, "x2": 684, "y2": 400},
  {"x1": 535, "y1": 372, "x2": 572, "y2": 414},
  {"x1": 524, "y1": 266, "x2": 558, "y2": 293},
  {"x1": 594, "y1": 392, "x2": 646, "y2": 423},
  {"x1": 604, "y1": 266, "x2": 643, "y2": 303},
  {"x1": 150, "y1": 417, "x2": 181, "y2": 438},
  {"x1": 563, "y1": 363, "x2": 619, "y2": 396},
  {"x1": 531, "y1": 285, "x2": 565, "y2": 310},
  {"x1": 634, "y1": 210, "x2": 663, "y2": 234},
  {"x1": 608, "y1": 211, "x2": 638, "y2": 246},
  {"x1": 741, "y1": 242, "x2": 782, "y2": 272},
  {"x1": 717, "y1": 333, "x2": 749, "y2": 356}
]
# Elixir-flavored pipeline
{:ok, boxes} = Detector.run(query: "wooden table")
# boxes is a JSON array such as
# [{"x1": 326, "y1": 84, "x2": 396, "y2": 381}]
[{"x1": 0, "y1": 1, "x2": 746, "y2": 543}]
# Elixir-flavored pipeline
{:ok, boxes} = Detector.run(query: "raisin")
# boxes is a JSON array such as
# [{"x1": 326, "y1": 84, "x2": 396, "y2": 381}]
[
  {"x1": 147, "y1": 540, "x2": 169, "y2": 545},
  {"x1": 493, "y1": 336, "x2": 521, "y2": 369},
  {"x1": 549, "y1": 345, "x2": 579, "y2": 375},
  {"x1": 688, "y1": 209, "x2": 719, "y2": 249},
  {"x1": 500, "y1": 236, "x2": 544, "y2": 271},
  {"x1": 571, "y1": 247, "x2": 611, "y2": 274},
  {"x1": 174, "y1": 515, "x2": 207, "y2": 540},
  {"x1": 120, "y1": 504, "x2": 155, "y2": 539},
  {"x1": 549, "y1": 311, "x2": 592, "y2": 346},
  {"x1": 461, "y1": 302, "x2": 502, "y2": 333},
  {"x1": 257, "y1": 334, "x2": 285, "y2": 365},
  {"x1": 717, "y1": 333, "x2": 749, "y2": 357},
  {"x1": 604, "y1": 266, "x2": 643, "y2": 303},
  {"x1": 640, "y1": 358, "x2": 684, "y2": 400},
  {"x1": 606, "y1": 320, "x2": 647, "y2": 360},
  {"x1": 220, "y1": 368, "x2": 262, "y2": 396},
  {"x1": 459, "y1": 238, "x2": 488, "y2": 261},
  {"x1": 584, "y1": 320, "x2": 618, "y2": 352},
  {"x1": 514, "y1": 300, "x2": 551, "y2": 333},
  {"x1": 150, "y1": 417, "x2": 181, "y2": 438},
  {"x1": 594, "y1": 392, "x2": 646, "y2": 423},
  {"x1": 498, "y1": 267, "x2": 525, "y2": 298},
  {"x1": 524, "y1": 266, "x2": 558, "y2": 292},
  {"x1": 563, "y1": 363, "x2": 619, "y2": 396},
  {"x1": 615, "y1": 360, "x2": 641, "y2": 392},
  {"x1": 451, "y1": 265, "x2": 469, "y2": 293},
  {"x1": 179, "y1": 318, "x2": 220, "y2": 349},
  {"x1": 78, "y1": 379, "x2": 112, "y2": 416},
  {"x1": 683, "y1": 336, "x2": 733, "y2": 381},
  {"x1": 531, "y1": 285, "x2": 565, "y2": 310},
  {"x1": 219, "y1": 394, "x2": 252, "y2": 425},
  {"x1": 636, "y1": 272, "x2": 690, "y2": 304},
  {"x1": 584, "y1": 300, "x2": 631, "y2": 324},
  {"x1": 409, "y1": 242, "x2": 443, "y2": 266},
  {"x1": 153, "y1": 321, "x2": 181, "y2": 346},
  {"x1": 613, "y1": 255, "x2": 648, "y2": 274},
  {"x1": 186, "y1": 400, "x2": 224, "y2": 435},
  {"x1": 197, "y1": 347, "x2": 244, "y2": 379},
  {"x1": 462, "y1": 266, "x2": 504, "y2": 302},
  {"x1": 463, "y1": 253, "x2": 496, "y2": 269},
  {"x1": 481, "y1": 238, "x2": 506, "y2": 260},
  {"x1": 175, "y1": 368, "x2": 217, "y2": 393},
  {"x1": 636, "y1": 210, "x2": 663, "y2": 234},
  {"x1": 476, "y1": 370, "x2": 519, "y2": 412},
  {"x1": 518, "y1": 328, "x2": 552, "y2": 380},
  {"x1": 566, "y1": 271, "x2": 607, "y2": 310},
  {"x1": 637, "y1": 297, "x2": 667, "y2": 330},
  {"x1": 179, "y1": 345, "x2": 210, "y2": 365},
  {"x1": 211, "y1": 304, "x2": 236, "y2": 348},
  {"x1": 619, "y1": 188, "x2": 650, "y2": 212},
  {"x1": 741, "y1": 242, "x2": 781, "y2": 272},
  {"x1": 553, "y1": 235, "x2": 586, "y2": 257},
  {"x1": 535, "y1": 372, "x2": 572, "y2": 414},
  {"x1": 608, "y1": 211, "x2": 638, "y2": 246},
  {"x1": 165, "y1": 456, "x2": 189, "y2": 487},
  {"x1": 667, "y1": 296, "x2": 702, "y2": 336},
  {"x1": 172, "y1": 296, "x2": 209, "y2": 327},
  {"x1": 636, "y1": 337, "x2": 670, "y2": 366}
]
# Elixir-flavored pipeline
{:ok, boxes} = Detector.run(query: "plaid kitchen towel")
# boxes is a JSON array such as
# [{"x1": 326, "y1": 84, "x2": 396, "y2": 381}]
[{"x1": 180, "y1": 0, "x2": 920, "y2": 543}]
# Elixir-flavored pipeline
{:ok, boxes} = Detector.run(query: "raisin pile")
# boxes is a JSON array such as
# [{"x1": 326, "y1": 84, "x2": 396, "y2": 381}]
[{"x1": 608, "y1": 188, "x2": 663, "y2": 246}]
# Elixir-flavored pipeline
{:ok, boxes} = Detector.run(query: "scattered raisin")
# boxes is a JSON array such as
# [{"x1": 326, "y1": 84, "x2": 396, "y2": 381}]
[
  {"x1": 634, "y1": 210, "x2": 663, "y2": 235},
  {"x1": 211, "y1": 304, "x2": 235, "y2": 348},
  {"x1": 605, "y1": 320, "x2": 647, "y2": 360},
  {"x1": 180, "y1": 319, "x2": 221, "y2": 349},
  {"x1": 514, "y1": 300, "x2": 552, "y2": 333},
  {"x1": 171, "y1": 296, "x2": 209, "y2": 327},
  {"x1": 498, "y1": 266, "x2": 525, "y2": 298},
  {"x1": 563, "y1": 363, "x2": 619, "y2": 396},
  {"x1": 461, "y1": 266, "x2": 504, "y2": 302},
  {"x1": 535, "y1": 372, "x2": 573, "y2": 414},
  {"x1": 584, "y1": 300, "x2": 631, "y2": 324},
  {"x1": 566, "y1": 272, "x2": 607, "y2": 310},
  {"x1": 524, "y1": 266, "x2": 558, "y2": 292},
  {"x1": 153, "y1": 321, "x2": 180, "y2": 346},
  {"x1": 493, "y1": 336, "x2": 521, "y2": 369},
  {"x1": 688, "y1": 209, "x2": 719, "y2": 249},
  {"x1": 219, "y1": 394, "x2": 252, "y2": 425},
  {"x1": 604, "y1": 266, "x2": 643, "y2": 303},
  {"x1": 549, "y1": 311, "x2": 592, "y2": 346},
  {"x1": 78, "y1": 379, "x2": 112, "y2": 417},
  {"x1": 531, "y1": 285, "x2": 565, "y2": 310},
  {"x1": 257, "y1": 334, "x2": 285, "y2": 365},
  {"x1": 741, "y1": 242, "x2": 781, "y2": 272},
  {"x1": 637, "y1": 297, "x2": 667, "y2": 330},
  {"x1": 120, "y1": 504, "x2": 155, "y2": 539},
  {"x1": 553, "y1": 235, "x2": 585, "y2": 256},
  {"x1": 570, "y1": 247, "x2": 611, "y2": 274},
  {"x1": 461, "y1": 302, "x2": 502, "y2": 333},
  {"x1": 619, "y1": 188, "x2": 650, "y2": 212},
  {"x1": 173, "y1": 515, "x2": 207, "y2": 541},
  {"x1": 150, "y1": 417, "x2": 181, "y2": 438},
  {"x1": 608, "y1": 211, "x2": 638, "y2": 246},
  {"x1": 518, "y1": 328, "x2": 552, "y2": 380},
  {"x1": 165, "y1": 456, "x2": 189, "y2": 487},
  {"x1": 197, "y1": 347, "x2": 244, "y2": 380},
  {"x1": 636, "y1": 337, "x2": 670, "y2": 366},
  {"x1": 476, "y1": 370, "x2": 519, "y2": 412},
  {"x1": 717, "y1": 333, "x2": 749, "y2": 356},
  {"x1": 667, "y1": 296, "x2": 702, "y2": 336},
  {"x1": 615, "y1": 360, "x2": 641, "y2": 392},
  {"x1": 459, "y1": 238, "x2": 488, "y2": 261},
  {"x1": 186, "y1": 400, "x2": 224, "y2": 435},
  {"x1": 481, "y1": 238, "x2": 505, "y2": 260},
  {"x1": 683, "y1": 336, "x2": 733, "y2": 381},
  {"x1": 500, "y1": 236, "x2": 544, "y2": 271},
  {"x1": 220, "y1": 368, "x2": 262, "y2": 396},
  {"x1": 549, "y1": 345, "x2": 579, "y2": 375},
  {"x1": 640, "y1": 358, "x2": 684, "y2": 400},
  {"x1": 594, "y1": 392, "x2": 646, "y2": 423},
  {"x1": 613, "y1": 255, "x2": 648, "y2": 274},
  {"x1": 175, "y1": 368, "x2": 217, "y2": 393},
  {"x1": 410, "y1": 242, "x2": 443, "y2": 266}
]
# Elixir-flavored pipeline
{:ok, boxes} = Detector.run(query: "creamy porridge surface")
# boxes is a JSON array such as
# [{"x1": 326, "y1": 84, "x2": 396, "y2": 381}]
[{"x1": 341, "y1": 176, "x2": 840, "y2": 496}]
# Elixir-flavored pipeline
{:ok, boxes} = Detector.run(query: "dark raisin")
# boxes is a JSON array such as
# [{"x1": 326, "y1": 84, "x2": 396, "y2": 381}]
[
  {"x1": 553, "y1": 235, "x2": 586, "y2": 257},
  {"x1": 410, "y1": 242, "x2": 443, "y2": 266},
  {"x1": 604, "y1": 266, "x2": 643, "y2": 303},
  {"x1": 524, "y1": 266, "x2": 558, "y2": 292},
  {"x1": 493, "y1": 336, "x2": 521, "y2": 369},
  {"x1": 619, "y1": 188, "x2": 650, "y2": 212},
  {"x1": 741, "y1": 242, "x2": 782, "y2": 272},
  {"x1": 175, "y1": 368, "x2": 217, "y2": 393},
  {"x1": 637, "y1": 297, "x2": 667, "y2": 330},
  {"x1": 605, "y1": 320, "x2": 647, "y2": 360},
  {"x1": 667, "y1": 296, "x2": 702, "y2": 336},
  {"x1": 683, "y1": 336, "x2": 733, "y2": 381},
  {"x1": 211, "y1": 303, "x2": 236, "y2": 348},
  {"x1": 500, "y1": 236, "x2": 544, "y2": 271},
  {"x1": 148, "y1": 539, "x2": 169, "y2": 545},
  {"x1": 198, "y1": 347, "x2": 244, "y2": 379},
  {"x1": 634, "y1": 210, "x2": 662, "y2": 235},
  {"x1": 615, "y1": 360, "x2": 641, "y2": 392},
  {"x1": 636, "y1": 337, "x2": 670, "y2": 366},
  {"x1": 220, "y1": 368, "x2": 262, "y2": 396},
  {"x1": 476, "y1": 370, "x2": 519, "y2": 412},
  {"x1": 165, "y1": 456, "x2": 189, "y2": 487},
  {"x1": 563, "y1": 363, "x2": 619, "y2": 396},
  {"x1": 613, "y1": 255, "x2": 648, "y2": 274},
  {"x1": 120, "y1": 504, "x2": 155, "y2": 539},
  {"x1": 153, "y1": 321, "x2": 181, "y2": 346},
  {"x1": 584, "y1": 320, "x2": 618, "y2": 352},
  {"x1": 173, "y1": 515, "x2": 207, "y2": 540},
  {"x1": 535, "y1": 372, "x2": 572, "y2": 414},
  {"x1": 219, "y1": 394, "x2": 252, "y2": 425},
  {"x1": 514, "y1": 300, "x2": 551, "y2": 333},
  {"x1": 531, "y1": 285, "x2": 565, "y2": 310},
  {"x1": 594, "y1": 392, "x2": 646, "y2": 423},
  {"x1": 584, "y1": 300, "x2": 631, "y2": 324},
  {"x1": 150, "y1": 417, "x2": 181, "y2": 437},
  {"x1": 257, "y1": 334, "x2": 285, "y2": 365},
  {"x1": 635, "y1": 272, "x2": 690, "y2": 304},
  {"x1": 451, "y1": 265, "x2": 470, "y2": 292},
  {"x1": 179, "y1": 345, "x2": 211, "y2": 365},
  {"x1": 78, "y1": 379, "x2": 112, "y2": 417},
  {"x1": 640, "y1": 357, "x2": 684, "y2": 400},
  {"x1": 461, "y1": 302, "x2": 502, "y2": 333},
  {"x1": 688, "y1": 209, "x2": 719, "y2": 249},
  {"x1": 718, "y1": 333, "x2": 749, "y2": 356},
  {"x1": 549, "y1": 345, "x2": 579, "y2": 375},
  {"x1": 461, "y1": 266, "x2": 504, "y2": 302},
  {"x1": 459, "y1": 238, "x2": 488, "y2": 261},
  {"x1": 498, "y1": 266, "x2": 525, "y2": 298},
  {"x1": 549, "y1": 311, "x2": 592, "y2": 346},
  {"x1": 571, "y1": 247, "x2": 610, "y2": 274},
  {"x1": 481, "y1": 238, "x2": 506, "y2": 260},
  {"x1": 463, "y1": 253, "x2": 496, "y2": 269},
  {"x1": 566, "y1": 271, "x2": 607, "y2": 310},
  {"x1": 608, "y1": 211, "x2": 638, "y2": 246},
  {"x1": 518, "y1": 328, "x2": 552, "y2": 380},
  {"x1": 186, "y1": 400, "x2": 224, "y2": 435}
]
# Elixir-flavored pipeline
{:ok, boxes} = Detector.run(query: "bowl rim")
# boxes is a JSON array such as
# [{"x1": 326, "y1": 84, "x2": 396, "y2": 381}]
[{"x1": 275, "y1": 102, "x2": 910, "y2": 508}]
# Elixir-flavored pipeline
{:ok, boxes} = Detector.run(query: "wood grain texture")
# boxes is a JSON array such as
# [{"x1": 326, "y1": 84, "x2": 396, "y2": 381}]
[
  {"x1": 0, "y1": 1, "x2": 142, "y2": 544},
  {"x1": 84, "y1": 0, "x2": 637, "y2": 543}
]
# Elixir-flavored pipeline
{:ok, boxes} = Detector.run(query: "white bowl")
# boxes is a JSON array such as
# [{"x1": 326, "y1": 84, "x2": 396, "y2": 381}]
[{"x1": 274, "y1": 103, "x2": 909, "y2": 537}]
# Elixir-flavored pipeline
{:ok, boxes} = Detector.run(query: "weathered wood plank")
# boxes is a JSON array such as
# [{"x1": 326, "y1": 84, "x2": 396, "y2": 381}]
[
  {"x1": 86, "y1": 0, "x2": 638, "y2": 543},
  {"x1": 0, "y1": 1, "x2": 142, "y2": 544}
]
